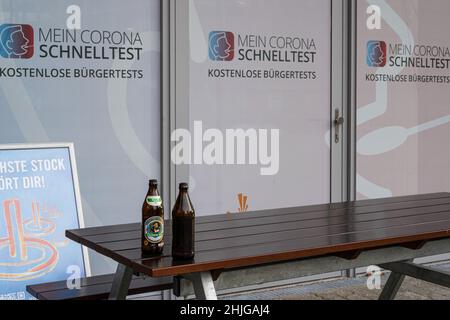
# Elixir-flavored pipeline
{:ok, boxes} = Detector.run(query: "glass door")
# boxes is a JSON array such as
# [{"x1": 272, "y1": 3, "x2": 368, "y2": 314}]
[
  {"x1": 169, "y1": 0, "x2": 347, "y2": 215},
  {"x1": 171, "y1": 0, "x2": 346, "y2": 215}
]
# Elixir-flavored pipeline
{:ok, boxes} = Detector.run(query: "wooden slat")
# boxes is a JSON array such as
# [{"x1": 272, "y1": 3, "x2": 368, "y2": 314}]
[
  {"x1": 27, "y1": 273, "x2": 115, "y2": 295},
  {"x1": 193, "y1": 203, "x2": 450, "y2": 242},
  {"x1": 117, "y1": 213, "x2": 450, "y2": 260},
  {"x1": 71, "y1": 214, "x2": 450, "y2": 277},
  {"x1": 139, "y1": 220, "x2": 450, "y2": 277},
  {"x1": 69, "y1": 193, "x2": 450, "y2": 238},
  {"x1": 27, "y1": 275, "x2": 173, "y2": 300},
  {"x1": 76, "y1": 202, "x2": 450, "y2": 255},
  {"x1": 71, "y1": 223, "x2": 139, "y2": 238},
  {"x1": 196, "y1": 192, "x2": 450, "y2": 223},
  {"x1": 74, "y1": 195, "x2": 450, "y2": 245},
  {"x1": 195, "y1": 197, "x2": 450, "y2": 232}
]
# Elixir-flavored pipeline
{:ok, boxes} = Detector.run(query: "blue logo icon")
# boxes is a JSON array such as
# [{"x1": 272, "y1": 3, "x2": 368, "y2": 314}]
[
  {"x1": 367, "y1": 40, "x2": 386, "y2": 67},
  {"x1": 0, "y1": 24, "x2": 34, "y2": 59}
]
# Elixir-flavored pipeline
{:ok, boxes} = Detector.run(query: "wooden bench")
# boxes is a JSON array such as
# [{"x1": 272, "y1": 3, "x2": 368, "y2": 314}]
[
  {"x1": 26, "y1": 273, "x2": 173, "y2": 300},
  {"x1": 29, "y1": 192, "x2": 450, "y2": 300}
]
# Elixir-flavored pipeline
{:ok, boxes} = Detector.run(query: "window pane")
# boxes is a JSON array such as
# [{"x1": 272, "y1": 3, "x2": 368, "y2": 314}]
[
  {"x1": 357, "y1": 0, "x2": 450, "y2": 199},
  {"x1": 188, "y1": 0, "x2": 331, "y2": 215}
]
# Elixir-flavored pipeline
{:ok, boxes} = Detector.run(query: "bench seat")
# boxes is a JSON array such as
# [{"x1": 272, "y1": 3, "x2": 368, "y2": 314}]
[{"x1": 26, "y1": 274, "x2": 173, "y2": 300}]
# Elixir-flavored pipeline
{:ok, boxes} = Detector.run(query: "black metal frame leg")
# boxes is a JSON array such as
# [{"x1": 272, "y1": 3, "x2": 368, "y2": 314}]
[
  {"x1": 109, "y1": 264, "x2": 133, "y2": 300},
  {"x1": 184, "y1": 272, "x2": 218, "y2": 300},
  {"x1": 378, "y1": 271, "x2": 406, "y2": 300},
  {"x1": 382, "y1": 261, "x2": 450, "y2": 288}
]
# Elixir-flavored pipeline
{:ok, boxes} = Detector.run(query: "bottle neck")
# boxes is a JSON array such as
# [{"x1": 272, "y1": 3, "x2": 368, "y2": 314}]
[
  {"x1": 176, "y1": 190, "x2": 193, "y2": 213},
  {"x1": 148, "y1": 186, "x2": 159, "y2": 196}
]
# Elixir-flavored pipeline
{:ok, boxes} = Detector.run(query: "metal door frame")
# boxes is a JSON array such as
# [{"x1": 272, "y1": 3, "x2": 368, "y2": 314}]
[{"x1": 163, "y1": 0, "x2": 350, "y2": 206}]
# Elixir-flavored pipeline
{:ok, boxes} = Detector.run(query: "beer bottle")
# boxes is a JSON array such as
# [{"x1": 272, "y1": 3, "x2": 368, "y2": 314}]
[
  {"x1": 172, "y1": 183, "x2": 195, "y2": 260},
  {"x1": 142, "y1": 179, "x2": 164, "y2": 255}
]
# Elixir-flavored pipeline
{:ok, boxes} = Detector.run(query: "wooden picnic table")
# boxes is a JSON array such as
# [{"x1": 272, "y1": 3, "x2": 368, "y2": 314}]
[{"x1": 66, "y1": 192, "x2": 450, "y2": 300}]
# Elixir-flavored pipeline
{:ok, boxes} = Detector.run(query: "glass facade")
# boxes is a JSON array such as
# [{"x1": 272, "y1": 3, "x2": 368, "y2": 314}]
[
  {"x1": 1, "y1": 0, "x2": 450, "y2": 285},
  {"x1": 356, "y1": 0, "x2": 450, "y2": 199}
]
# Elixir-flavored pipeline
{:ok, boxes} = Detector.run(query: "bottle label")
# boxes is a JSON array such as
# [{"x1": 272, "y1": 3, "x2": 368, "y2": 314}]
[
  {"x1": 146, "y1": 196, "x2": 162, "y2": 207},
  {"x1": 144, "y1": 216, "x2": 164, "y2": 244}
]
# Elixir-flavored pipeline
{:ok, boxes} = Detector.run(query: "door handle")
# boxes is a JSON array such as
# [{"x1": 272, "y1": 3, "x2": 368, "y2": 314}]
[{"x1": 334, "y1": 109, "x2": 345, "y2": 143}]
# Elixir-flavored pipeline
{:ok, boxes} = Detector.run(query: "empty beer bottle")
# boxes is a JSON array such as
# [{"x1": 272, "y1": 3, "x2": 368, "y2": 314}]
[
  {"x1": 142, "y1": 179, "x2": 164, "y2": 255},
  {"x1": 172, "y1": 183, "x2": 195, "y2": 260}
]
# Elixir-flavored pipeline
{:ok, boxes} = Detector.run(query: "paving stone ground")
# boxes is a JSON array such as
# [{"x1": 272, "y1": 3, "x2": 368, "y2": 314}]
[
  {"x1": 283, "y1": 276, "x2": 450, "y2": 300},
  {"x1": 222, "y1": 263, "x2": 450, "y2": 300}
]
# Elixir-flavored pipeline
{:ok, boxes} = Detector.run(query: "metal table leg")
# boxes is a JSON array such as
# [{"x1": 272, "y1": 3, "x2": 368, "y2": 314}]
[
  {"x1": 184, "y1": 272, "x2": 218, "y2": 300},
  {"x1": 381, "y1": 261, "x2": 450, "y2": 289},
  {"x1": 378, "y1": 271, "x2": 406, "y2": 300},
  {"x1": 109, "y1": 263, "x2": 133, "y2": 300}
]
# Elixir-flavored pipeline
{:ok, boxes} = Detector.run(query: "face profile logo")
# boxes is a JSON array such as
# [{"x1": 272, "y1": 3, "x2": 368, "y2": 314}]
[
  {"x1": 367, "y1": 40, "x2": 386, "y2": 67},
  {"x1": 209, "y1": 31, "x2": 234, "y2": 61},
  {"x1": 0, "y1": 24, "x2": 34, "y2": 59}
]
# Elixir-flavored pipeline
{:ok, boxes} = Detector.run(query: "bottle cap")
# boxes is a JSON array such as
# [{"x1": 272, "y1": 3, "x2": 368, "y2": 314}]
[
  {"x1": 149, "y1": 179, "x2": 158, "y2": 186},
  {"x1": 179, "y1": 183, "x2": 189, "y2": 190}
]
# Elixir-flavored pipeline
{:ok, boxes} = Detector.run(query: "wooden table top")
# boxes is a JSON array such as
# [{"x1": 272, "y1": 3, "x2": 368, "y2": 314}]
[{"x1": 66, "y1": 193, "x2": 450, "y2": 277}]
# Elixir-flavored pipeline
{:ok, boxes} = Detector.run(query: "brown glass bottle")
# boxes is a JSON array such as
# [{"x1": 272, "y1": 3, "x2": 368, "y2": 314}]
[
  {"x1": 142, "y1": 179, "x2": 164, "y2": 255},
  {"x1": 172, "y1": 183, "x2": 195, "y2": 260}
]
